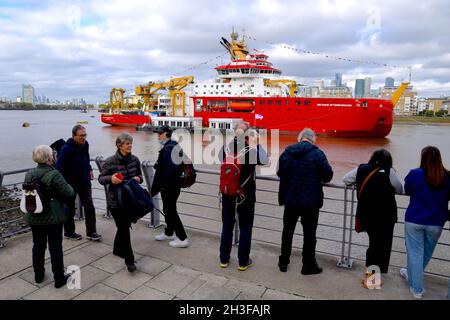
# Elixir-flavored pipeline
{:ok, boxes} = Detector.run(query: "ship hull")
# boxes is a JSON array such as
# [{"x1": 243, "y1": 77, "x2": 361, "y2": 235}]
[
  {"x1": 101, "y1": 113, "x2": 151, "y2": 126},
  {"x1": 193, "y1": 96, "x2": 393, "y2": 138}
]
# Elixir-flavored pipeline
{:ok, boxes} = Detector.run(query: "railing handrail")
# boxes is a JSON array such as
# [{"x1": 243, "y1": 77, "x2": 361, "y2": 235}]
[{"x1": 1, "y1": 159, "x2": 449, "y2": 279}]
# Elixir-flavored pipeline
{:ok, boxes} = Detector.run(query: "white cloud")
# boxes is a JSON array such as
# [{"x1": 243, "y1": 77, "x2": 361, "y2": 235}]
[{"x1": 0, "y1": 0, "x2": 449, "y2": 102}]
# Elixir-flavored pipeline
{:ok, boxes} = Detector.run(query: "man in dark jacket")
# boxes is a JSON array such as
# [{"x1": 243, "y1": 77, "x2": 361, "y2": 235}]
[
  {"x1": 151, "y1": 125, "x2": 190, "y2": 248},
  {"x1": 56, "y1": 125, "x2": 101, "y2": 241},
  {"x1": 218, "y1": 123, "x2": 269, "y2": 271},
  {"x1": 277, "y1": 128, "x2": 333, "y2": 275}
]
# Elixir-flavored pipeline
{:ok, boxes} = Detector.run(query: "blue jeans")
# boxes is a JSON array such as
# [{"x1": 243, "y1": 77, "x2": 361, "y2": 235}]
[
  {"x1": 220, "y1": 194, "x2": 255, "y2": 266},
  {"x1": 404, "y1": 222, "x2": 443, "y2": 294}
]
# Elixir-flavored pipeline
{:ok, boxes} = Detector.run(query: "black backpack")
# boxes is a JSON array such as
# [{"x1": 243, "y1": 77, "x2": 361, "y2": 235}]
[
  {"x1": 117, "y1": 179, "x2": 154, "y2": 223},
  {"x1": 180, "y1": 159, "x2": 197, "y2": 188}
]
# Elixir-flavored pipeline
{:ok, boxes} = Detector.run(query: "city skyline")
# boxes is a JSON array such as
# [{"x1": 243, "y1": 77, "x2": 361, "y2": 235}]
[{"x1": 0, "y1": 0, "x2": 449, "y2": 103}]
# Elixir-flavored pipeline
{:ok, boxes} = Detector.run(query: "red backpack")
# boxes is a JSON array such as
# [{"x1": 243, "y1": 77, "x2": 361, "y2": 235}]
[{"x1": 220, "y1": 146, "x2": 250, "y2": 196}]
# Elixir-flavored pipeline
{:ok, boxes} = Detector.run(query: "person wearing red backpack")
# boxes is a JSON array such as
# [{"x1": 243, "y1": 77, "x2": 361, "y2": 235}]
[{"x1": 218, "y1": 122, "x2": 269, "y2": 271}]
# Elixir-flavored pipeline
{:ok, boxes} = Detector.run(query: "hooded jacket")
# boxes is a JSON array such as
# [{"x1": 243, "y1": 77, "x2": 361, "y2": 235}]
[
  {"x1": 277, "y1": 141, "x2": 333, "y2": 209},
  {"x1": 55, "y1": 138, "x2": 92, "y2": 188},
  {"x1": 151, "y1": 139, "x2": 183, "y2": 196}
]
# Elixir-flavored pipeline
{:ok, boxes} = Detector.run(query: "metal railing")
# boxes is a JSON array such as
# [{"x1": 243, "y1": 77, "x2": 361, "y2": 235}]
[{"x1": 1, "y1": 159, "x2": 449, "y2": 278}]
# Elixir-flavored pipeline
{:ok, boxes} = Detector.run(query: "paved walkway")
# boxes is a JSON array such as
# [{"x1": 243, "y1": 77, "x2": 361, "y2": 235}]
[{"x1": 0, "y1": 216, "x2": 448, "y2": 300}]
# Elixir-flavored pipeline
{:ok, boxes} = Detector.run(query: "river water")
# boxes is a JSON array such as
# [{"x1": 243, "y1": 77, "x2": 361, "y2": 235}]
[{"x1": 1, "y1": 110, "x2": 449, "y2": 182}]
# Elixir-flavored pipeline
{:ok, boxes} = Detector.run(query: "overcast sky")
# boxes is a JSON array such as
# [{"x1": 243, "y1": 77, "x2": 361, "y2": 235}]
[{"x1": 1, "y1": 0, "x2": 449, "y2": 103}]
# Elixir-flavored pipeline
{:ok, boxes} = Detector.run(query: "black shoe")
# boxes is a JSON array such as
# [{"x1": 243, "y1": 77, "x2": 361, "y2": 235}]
[
  {"x1": 35, "y1": 272, "x2": 45, "y2": 284},
  {"x1": 87, "y1": 233, "x2": 102, "y2": 241},
  {"x1": 301, "y1": 263, "x2": 323, "y2": 275},
  {"x1": 64, "y1": 233, "x2": 82, "y2": 240},
  {"x1": 278, "y1": 263, "x2": 288, "y2": 273},
  {"x1": 54, "y1": 274, "x2": 70, "y2": 288},
  {"x1": 126, "y1": 263, "x2": 137, "y2": 272}
]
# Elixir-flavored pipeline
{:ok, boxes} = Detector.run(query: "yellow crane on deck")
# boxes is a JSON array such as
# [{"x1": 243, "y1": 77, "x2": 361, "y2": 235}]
[
  {"x1": 263, "y1": 79, "x2": 298, "y2": 97},
  {"x1": 135, "y1": 76, "x2": 194, "y2": 116},
  {"x1": 109, "y1": 88, "x2": 125, "y2": 112}
]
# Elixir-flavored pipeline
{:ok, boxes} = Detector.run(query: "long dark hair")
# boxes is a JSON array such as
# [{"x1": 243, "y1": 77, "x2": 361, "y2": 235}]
[
  {"x1": 420, "y1": 146, "x2": 447, "y2": 188},
  {"x1": 368, "y1": 149, "x2": 393, "y2": 168}
]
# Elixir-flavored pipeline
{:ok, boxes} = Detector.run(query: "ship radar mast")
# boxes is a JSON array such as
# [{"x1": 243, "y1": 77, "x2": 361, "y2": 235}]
[{"x1": 220, "y1": 28, "x2": 249, "y2": 60}]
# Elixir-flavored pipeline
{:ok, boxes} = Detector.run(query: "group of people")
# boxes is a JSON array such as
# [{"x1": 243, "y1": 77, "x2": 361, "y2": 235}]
[{"x1": 24, "y1": 123, "x2": 449, "y2": 299}]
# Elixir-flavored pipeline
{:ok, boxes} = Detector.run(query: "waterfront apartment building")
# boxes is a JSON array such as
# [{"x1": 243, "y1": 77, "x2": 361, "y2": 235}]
[
  {"x1": 22, "y1": 84, "x2": 35, "y2": 104},
  {"x1": 417, "y1": 97, "x2": 450, "y2": 113},
  {"x1": 379, "y1": 85, "x2": 417, "y2": 115}
]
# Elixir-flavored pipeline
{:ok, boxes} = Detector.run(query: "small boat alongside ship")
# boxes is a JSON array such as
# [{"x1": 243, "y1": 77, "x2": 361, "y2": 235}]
[{"x1": 101, "y1": 31, "x2": 409, "y2": 138}]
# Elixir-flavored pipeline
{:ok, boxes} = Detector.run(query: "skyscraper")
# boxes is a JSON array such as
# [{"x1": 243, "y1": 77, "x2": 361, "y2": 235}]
[
  {"x1": 335, "y1": 73, "x2": 342, "y2": 87},
  {"x1": 385, "y1": 77, "x2": 395, "y2": 87},
  {"x1": 354, "y1": 79, "x2": 365, "y2": 98},
  {"x1": 364, "y1": 77, "x2": 372, "y2": 97},
  {"x1": 22, "y1": 84, "x2": 35, "y2": 104}
]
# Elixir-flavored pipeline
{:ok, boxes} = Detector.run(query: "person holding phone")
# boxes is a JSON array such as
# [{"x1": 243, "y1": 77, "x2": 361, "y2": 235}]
[{"x1": 98, "y1": 133, "x2": 143, "y2": 272}]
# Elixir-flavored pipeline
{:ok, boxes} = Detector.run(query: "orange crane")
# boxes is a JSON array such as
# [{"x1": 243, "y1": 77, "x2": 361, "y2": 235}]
[{"x1": 135, "y1": 76, "x2": 194, "y2": 116}]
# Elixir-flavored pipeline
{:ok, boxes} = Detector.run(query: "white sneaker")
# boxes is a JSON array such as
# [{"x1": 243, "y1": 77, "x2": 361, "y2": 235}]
[
  {"x1": 410, "y1": 287, "x2": 425, "y2": 299},
  {"x1": 154, "y1": 232, "x2": 176, "y2": 241},
  {"x1": 400, "y1": 268, "x2": 408, "y2": 281},
  {"x1": 169, "y1": 237, "x2": 190, "y2": 248}
]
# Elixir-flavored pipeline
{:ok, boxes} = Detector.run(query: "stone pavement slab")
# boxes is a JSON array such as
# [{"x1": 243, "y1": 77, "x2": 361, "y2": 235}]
[
  {"x1": 90, "y1": 253, "x2": 127, "y2": 274},
  {"x1": 74, "y1": 283, "x2": 126, "y2": 300},
  {"x1": 136, "y1": 256, "x2": 171, "y2": 276},
  {"x1": 78, "y1": 265, "x2": 111, "y2": 291},
  {"x1": 0, "y1": 277, "x2": 38, "y2": 300},
  {"x1": 23, "y1": 282, "x2": 82, "y2": 300},
  {"x1": 145, "y1": 265, "x2": 202, "y2": 296},
  {"x1": 79, "y1": 242, "x2": 114, "y2": 258},
  {"x1": 124, "y1": 286, "x2": 174, "y2": 300},
  {"x1": 102, "y1": 269, "x2": 152, "y2": 294},
  {"x1": 262, "y1": 288, "x2": 308, "y2": 300}
]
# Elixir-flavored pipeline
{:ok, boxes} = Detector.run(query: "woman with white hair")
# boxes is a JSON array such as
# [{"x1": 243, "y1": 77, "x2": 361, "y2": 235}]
[
  {"x1": 23, "y1": 145, "x2": 75, "y2": 288},
  {"x1": 98, "y1": 133, "x2": 143, "y2": 272}
]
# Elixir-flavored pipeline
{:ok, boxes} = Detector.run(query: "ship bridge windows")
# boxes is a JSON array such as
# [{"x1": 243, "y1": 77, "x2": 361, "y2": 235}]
[{"x1": 241, "y1": 68, "x2": 250, "y2": 74}]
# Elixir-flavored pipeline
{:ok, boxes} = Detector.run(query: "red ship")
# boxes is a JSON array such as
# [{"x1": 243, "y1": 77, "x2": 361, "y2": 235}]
[
  {"x1": 101, "y1": 112, "x2": 150, "y2": 127},
  {"x1": 191, "y1": 31, "x2": 408, "y2": 137},
  {"x1": 103, "y1": 31, "x2": 409, "y2": 137}
]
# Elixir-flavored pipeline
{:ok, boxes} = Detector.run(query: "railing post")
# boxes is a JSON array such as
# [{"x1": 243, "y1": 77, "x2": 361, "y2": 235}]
[
  {"x1": 95, "y1": 156, "x2": 111, "y2": 218},
  {"x1": 346, "y1": 185, "x2": 355, "y2": 267},
  {"x1": 0, "y1": 170, "x2": 4, "y2": 189},
  {"x1": 337, "y1": 184, "x2": 353, "y2": 268},
  {"x1": 141, "y1": 161, "x2": 162, "y2": 228},
  {"x1": 74, "y1": 195, "x2": 84, "y2": 220},
  {"x1": 0, "y1": 171, "x2": 5, "y2": 247}
]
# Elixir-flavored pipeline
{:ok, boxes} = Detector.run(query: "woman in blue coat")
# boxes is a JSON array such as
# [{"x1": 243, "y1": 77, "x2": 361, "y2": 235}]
[{"x1": 400, "y1": 146, "x2": 450, "y2": 299}]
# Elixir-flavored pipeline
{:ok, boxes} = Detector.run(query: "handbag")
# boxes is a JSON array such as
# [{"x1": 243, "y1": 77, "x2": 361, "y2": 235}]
[{"x1": 355, "y1": 167, "x2": 380, "y2": 233}]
